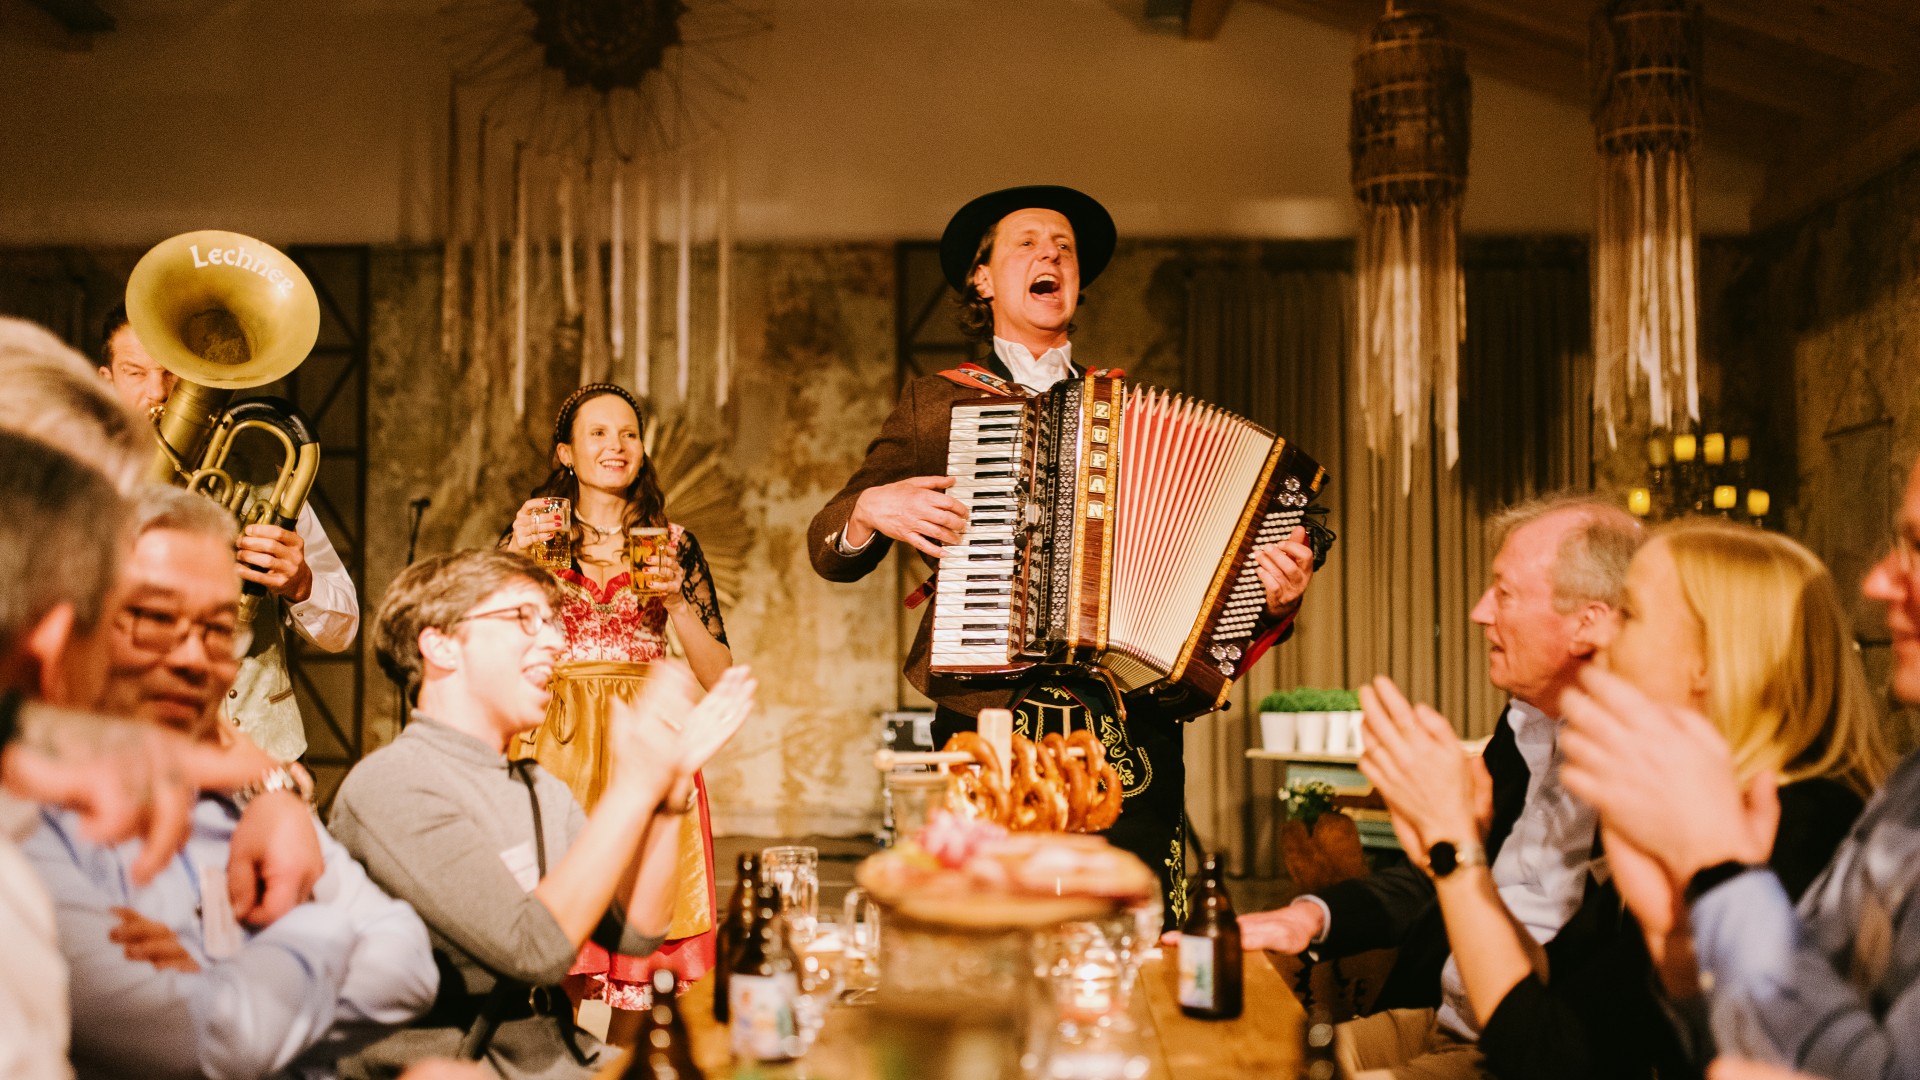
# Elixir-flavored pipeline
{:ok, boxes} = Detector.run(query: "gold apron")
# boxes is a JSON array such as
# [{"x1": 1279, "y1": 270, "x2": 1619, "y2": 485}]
[{"x1": 512, "y1": 659, "x2": 714, "y2": 939}]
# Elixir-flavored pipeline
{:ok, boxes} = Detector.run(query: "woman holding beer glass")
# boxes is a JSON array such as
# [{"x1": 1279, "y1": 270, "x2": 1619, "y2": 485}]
[{"x1": 503, "y1": 382, "x2": 732, "y2": 1035}]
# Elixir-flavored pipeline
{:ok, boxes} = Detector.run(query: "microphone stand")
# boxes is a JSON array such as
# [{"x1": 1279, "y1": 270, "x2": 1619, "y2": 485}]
[{"x1": 396, "y1": 496, "x2": 430, "y2": 730}]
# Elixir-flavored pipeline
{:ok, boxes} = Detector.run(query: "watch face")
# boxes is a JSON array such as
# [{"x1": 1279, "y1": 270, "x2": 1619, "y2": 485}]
[{"x1": 1428, "y1": 841, "x2": 1458, "y2": 876}]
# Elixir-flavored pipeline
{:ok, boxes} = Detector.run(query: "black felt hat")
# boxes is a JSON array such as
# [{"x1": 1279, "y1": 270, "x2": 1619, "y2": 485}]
[{"x1": 938, "y1": 185, "x2": 1117, "y2": 293}]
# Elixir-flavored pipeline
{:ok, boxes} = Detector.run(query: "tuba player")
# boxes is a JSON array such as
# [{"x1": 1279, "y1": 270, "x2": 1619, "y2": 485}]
[{"x1": 98, "y1": 303, "x2": 359, "y2": 764}]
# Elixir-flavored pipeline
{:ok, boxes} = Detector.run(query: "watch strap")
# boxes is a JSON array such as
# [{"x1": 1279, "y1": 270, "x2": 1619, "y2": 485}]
[{"x1": 1683, "y1": 860, "x2": 1759, "y2": 906}]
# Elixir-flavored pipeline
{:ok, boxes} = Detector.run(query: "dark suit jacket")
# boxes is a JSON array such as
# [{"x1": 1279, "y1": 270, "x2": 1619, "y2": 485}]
[{"x1": 1315, "y1": 706, "x2": 1531, "y2": 1011}]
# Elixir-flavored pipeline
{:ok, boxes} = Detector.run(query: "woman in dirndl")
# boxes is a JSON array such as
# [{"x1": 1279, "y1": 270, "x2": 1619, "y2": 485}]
[{"x1": 503, "y1": 382, "x2": 733, "y2": 1044}]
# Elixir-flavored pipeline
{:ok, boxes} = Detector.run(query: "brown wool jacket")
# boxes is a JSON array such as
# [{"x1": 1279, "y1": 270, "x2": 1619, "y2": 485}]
[{"x1": 808, "y1": 364, "x2": 1028, "y2": 719}]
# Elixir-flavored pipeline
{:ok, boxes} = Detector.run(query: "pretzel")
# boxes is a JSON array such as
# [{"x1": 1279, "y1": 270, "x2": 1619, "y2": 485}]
[
  {"x1": 1068, "y1": 730, "x2": 1123, "y2": 832},
  {"x1": 940, "y1": 732, "x2": 1009, "y2": 824},
  {"x1": 1044, "y1": 733, "x2": 1092, "y2": 831}
]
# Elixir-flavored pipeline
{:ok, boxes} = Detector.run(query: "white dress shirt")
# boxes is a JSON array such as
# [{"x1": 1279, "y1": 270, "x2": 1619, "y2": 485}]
[
  {"x1": 991, "y1": 336, "x2": 1075, "y2": 393},
  {"x1": 1435, "y1": 701, "x2": 1598, "y2": 1038},
  {"x1": 24, "y1": 795, "x2": 435, "y2": 1080},
  {"x1": 285, "y1": 502, "x2": 359, "y2": 653}
]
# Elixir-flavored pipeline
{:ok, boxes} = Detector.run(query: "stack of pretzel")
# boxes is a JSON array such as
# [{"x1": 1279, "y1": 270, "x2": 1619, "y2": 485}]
[{"x1": 939, "y1": 730, "x2": 1123, "y2": 833}]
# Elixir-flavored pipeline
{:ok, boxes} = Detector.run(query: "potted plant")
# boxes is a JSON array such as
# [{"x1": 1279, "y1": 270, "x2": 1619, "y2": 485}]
[
  {"x1": 1279, "y1": 779, "x2": 1368, "y2": 894},
  {"x1": 1259, "y1": 687, "x2": 1354, "y2": 754}
]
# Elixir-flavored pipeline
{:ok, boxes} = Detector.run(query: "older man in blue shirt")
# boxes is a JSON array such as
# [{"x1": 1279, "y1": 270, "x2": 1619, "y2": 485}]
[
  {"x1": 1562, "y1": 457, "x2": 1920, "y2": 1078},
  {"x1": 24, "y1": 485, "x2": 435, "y2": 1080}
]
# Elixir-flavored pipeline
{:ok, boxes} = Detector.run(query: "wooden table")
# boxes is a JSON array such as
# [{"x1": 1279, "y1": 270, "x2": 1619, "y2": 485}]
[{"x1": 599, "y1": 951, "x2": 1303, "y2": 1078}]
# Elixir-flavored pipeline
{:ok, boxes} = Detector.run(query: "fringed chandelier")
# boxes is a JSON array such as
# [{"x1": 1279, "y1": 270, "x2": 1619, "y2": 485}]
[
  {"x1": 441, "y1": 0, "x2": 770, "y2": 420},
  {"x1": 1590, "y1": 0, "x2": 1703, "y2": 446},
  {"x1": 1350, "y1": 3, "x2": 1470, "y2": 494}
]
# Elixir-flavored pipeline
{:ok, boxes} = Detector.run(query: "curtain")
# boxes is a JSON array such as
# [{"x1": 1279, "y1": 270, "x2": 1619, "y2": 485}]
[{"x1": 1182, "y1": 240, "x2": 1592, "y2": 875}]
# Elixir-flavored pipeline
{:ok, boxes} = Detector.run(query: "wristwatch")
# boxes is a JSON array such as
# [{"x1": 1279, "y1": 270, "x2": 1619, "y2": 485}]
[
  {"x1": 234, "y1": 766, "x2": 311, "y2": 811},
  {"x1": 1426, "y1": 839, "x2": 1488, "y2": 878}
]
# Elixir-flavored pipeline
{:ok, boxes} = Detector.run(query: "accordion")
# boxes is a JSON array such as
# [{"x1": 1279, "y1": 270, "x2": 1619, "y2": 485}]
[{"x1": 930, "y1": 374, "x2": 1327, "y2": 711}]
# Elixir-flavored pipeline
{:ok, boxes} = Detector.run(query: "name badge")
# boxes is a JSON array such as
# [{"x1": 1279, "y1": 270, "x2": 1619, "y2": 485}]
[{"x1": 499, "y1": 842, "x2": 541, "y2": 892}]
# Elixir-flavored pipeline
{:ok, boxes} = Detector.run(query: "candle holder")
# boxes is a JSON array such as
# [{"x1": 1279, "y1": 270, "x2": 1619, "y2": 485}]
[{"x1": 1629, "y1": 429, "x2": 1771, "y2": 528}]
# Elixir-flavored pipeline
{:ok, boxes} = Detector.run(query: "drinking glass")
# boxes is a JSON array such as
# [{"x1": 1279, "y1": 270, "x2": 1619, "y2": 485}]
[
  {"x1": 885, "y1": 769, "x2": 951, "y2": 845},
  {"x1": 529, "y1": 497, "x2": 571, "y2": 572},
  {"x1": 840, "y1": 886, "x2": 882, "y2": 997},
  {"x1": 760, "y1": 845, "x2": 819, "y2": 944},
  {"x1": 625, "y1": 526, "x2": 671, "y2": 596}
]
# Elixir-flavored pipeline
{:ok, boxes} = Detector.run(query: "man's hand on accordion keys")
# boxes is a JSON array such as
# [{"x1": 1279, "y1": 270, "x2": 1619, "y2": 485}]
[
  {"x1": 1257, "y1": 525, "x2": 1317, "y2": 618},
  {"x1": 848, "y1": 474, "x2": 971, "y2": 559}
]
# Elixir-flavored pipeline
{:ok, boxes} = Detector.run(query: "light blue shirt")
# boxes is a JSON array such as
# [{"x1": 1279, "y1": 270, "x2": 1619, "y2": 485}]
[
  {"x1": 1436, "y1": 701, "x2": 1598, "y2": 1038},
  {"x1": 1689, "y1": 746, "x2": 1920, "y2": 1077},
  {"x1": 24, "y1": 795, "x2": 436, "y2": 1080}
]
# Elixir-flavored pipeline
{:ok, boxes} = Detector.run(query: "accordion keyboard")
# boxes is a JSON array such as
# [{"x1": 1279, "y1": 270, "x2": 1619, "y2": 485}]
[{"x1": 929, "y1": 401, "x2": 1029, "y2": 668}]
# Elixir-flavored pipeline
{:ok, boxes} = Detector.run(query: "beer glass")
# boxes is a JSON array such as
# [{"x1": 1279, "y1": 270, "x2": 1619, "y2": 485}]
[
  {"x1": 625, "y1": 526, "x2": 672, "y2": 596},
  {"x1": 529, "y1": 497, "x2": 572, "y2": 572},
  {"x1": 760, "y1": 845, "x2": 819, "y2": 944}
]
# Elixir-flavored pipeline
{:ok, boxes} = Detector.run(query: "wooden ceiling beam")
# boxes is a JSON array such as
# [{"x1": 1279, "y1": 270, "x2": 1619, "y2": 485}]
[
  {"x1": 1752, "y1": 92, "x2": 1920, "y2": 228},
  {"x1": 1703, "y1": 0, "x2": 1920, "y2": 74},
  {"x1": 1186, "y1": 0, "x2": 1237, "y2": 40}
]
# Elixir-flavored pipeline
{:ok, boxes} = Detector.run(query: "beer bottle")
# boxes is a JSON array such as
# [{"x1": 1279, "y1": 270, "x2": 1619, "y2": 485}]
[
  {"x1": 622, "y1": 968, "x2": 705, "y2": 1080},
  {"x1": 713, "y1": 852, "x2": 759, "y2": 1023},
  {"x1": 728, "y1": 882, "x2": 803, "y2": 1062},
  {"x1": 1177, "y1": 854, "x2": 1243, "y2": 1019}
]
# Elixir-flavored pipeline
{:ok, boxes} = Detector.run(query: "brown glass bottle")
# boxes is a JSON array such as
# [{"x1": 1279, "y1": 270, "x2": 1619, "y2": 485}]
[
  {"x1": 1176, "y1": 854, "x2": 1243, "y2": 1019},
  {"x1": 712, "y1": 852, "x2": 759, "y2": 1024},
  {"x1": 728, "y1": 882, "x2": 803, "y2": 1062},
  {"x1": 622, "y1": 968, "x2": 705, "y2": 1079}
]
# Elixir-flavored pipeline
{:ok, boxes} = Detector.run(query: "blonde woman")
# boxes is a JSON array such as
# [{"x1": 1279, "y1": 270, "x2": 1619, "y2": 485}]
[{"x1": 1356, "y1": 519, "x2": 1891, "y2": 1080}]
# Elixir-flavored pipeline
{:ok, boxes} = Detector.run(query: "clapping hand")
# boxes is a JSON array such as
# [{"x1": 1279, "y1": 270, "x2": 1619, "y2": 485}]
[
  {"x1": 1357, "y1": 676, "x2": 1490, "y2": 859},
  {"x1": 1560, "y1": 667, "x2": 1777, "y2": 882},
  {"x1": 608, "y1": 662, "x2": 756, "y2": 809}
]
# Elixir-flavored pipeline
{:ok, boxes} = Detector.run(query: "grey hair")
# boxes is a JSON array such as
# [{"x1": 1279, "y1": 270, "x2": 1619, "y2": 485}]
[
  {"x1": 0, "y1": 432, "x2": 129, "y2": 655},
  {"x1": 131, "y1": 484, "x2": 237, "y2": 544},
  {"x1": 0, "y1": 317, "x2": 151, "y2": 490},
  {"x1": 1489, "y1": 493, "x2": 1644, "y2": 612}
]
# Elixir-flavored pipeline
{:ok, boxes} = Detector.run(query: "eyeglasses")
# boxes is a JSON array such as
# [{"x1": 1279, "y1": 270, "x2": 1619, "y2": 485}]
[
  {"x1": 455, "y1": 604, "x2": 557, "y2": 637},
  {"x1": 118, "y1": 604, "x2": 239, "y2": 658}
]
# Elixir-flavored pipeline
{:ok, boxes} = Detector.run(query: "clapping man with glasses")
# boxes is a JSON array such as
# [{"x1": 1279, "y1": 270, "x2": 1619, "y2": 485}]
[
  {"x1": 23, "y1": 485, "x2": 436, "y2": 1080},
  {"x1": 1558, "y1": 458, "x2": 1920, "y2": 1078}
]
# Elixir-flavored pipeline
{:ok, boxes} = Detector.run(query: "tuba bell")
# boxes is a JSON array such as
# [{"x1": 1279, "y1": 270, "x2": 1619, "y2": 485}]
[{"x1": 126, "y1": 230, "x2": 322, "y2": 622}]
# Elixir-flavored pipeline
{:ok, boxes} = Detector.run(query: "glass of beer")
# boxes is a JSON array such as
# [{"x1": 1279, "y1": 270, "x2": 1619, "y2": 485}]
[
  {"x1": 529, "y1": 497, "x2": 572, "y2": 572},
  {"x1": 625, "y1": 526, "x2": 671, "y2": 596}
]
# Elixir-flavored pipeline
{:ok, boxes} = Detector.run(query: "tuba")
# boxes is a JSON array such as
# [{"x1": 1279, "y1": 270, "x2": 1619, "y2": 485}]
[{"x1": 126, "y1": 230, "x2": 322, "y2": 622}]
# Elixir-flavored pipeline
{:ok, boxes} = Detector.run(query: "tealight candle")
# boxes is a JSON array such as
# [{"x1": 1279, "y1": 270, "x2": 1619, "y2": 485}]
[
  {"x1": 1748, "y1": 489, "x2": 1771, "y2": 517},
  {"x1": 1674, "y1": 434, "x2": 1697, "y2": 463},
  {"x1": 1647, "y1": 436, "x2": 1671, "y2": 466},
  {"x1": 1703, "y1": 433, "x2": 1726, "y2": 465},
  {"x1": 1627, "y1": 488, "x2": 1652, "y2": 517},
  {"x1": 1714, "y1": 485, "x2": 1738, "y2": 510},
  {"x1": 1730, "y1": 436, "x2": 1751, "y2": 463}
]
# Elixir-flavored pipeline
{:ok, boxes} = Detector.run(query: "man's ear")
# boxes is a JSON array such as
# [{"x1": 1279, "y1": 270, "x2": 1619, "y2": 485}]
[
  {"x1": 971, "y1": 263, "x2": 994, "y2": 301},
  {"x1": 6, "y1": 604, "x2": 79, "y2": 702},
  {"x1": 418, "y1": 625, "x2": 459, "y2": 674},
  {"x1": 1569, "y1": 602, "x2": 1616, "y2": 659}
]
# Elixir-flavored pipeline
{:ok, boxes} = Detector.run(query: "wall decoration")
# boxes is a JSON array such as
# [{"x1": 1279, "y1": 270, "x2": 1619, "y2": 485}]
[
  {"x1": 1350, "y1": 2, "x2": 1470, "y2": 493},
  {"x1": 1590, "y1": 0, "x2": 1703, "y2": 445}
]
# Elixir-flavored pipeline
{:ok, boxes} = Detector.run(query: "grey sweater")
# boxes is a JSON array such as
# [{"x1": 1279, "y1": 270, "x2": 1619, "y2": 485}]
[{"x1": 328, "y1": 716, "x2": 663, "y2": 1080}]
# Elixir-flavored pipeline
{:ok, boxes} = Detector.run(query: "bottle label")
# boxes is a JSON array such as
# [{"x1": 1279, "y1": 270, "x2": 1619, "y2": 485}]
[
  {"x1": 729, "y1": 972, "x2": 802, "y2": 1061},
  {"x1": 1177, "y1": 934, "x2": 1216, "y2": 1010}
]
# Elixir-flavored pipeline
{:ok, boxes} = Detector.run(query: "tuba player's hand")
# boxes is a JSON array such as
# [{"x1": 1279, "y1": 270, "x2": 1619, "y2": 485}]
[{"x1": 237, "y1": 524, "x2": 312, "y2": 603}]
